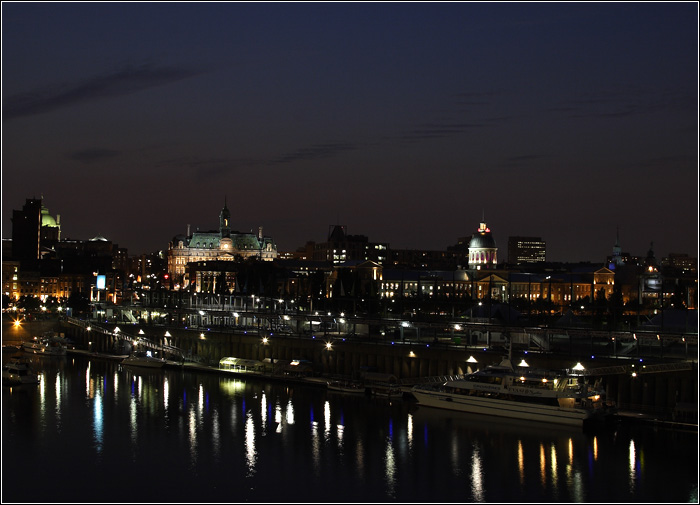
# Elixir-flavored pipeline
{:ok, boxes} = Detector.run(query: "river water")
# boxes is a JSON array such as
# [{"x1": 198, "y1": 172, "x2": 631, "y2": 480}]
[{"x1": 2, "y1": 352, "x2": 697, "y2": 503}]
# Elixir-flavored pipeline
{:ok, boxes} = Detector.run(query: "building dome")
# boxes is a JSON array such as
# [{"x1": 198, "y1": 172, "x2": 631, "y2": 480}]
[
  {"x1": 40, "y1": 206, "x2": 58, "y2": 227},
  {"x1": 469, "y1": 233, "x2": 496, "y2": 249},
  {"x1": 468, "y1": 220, "x2": 498, "y2": 269}
]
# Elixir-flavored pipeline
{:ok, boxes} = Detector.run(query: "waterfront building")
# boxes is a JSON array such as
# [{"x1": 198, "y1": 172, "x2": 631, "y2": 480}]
[
  {"x1": 507, "y1": 236, "x2": 546, "y2": 265},
  {"x1": 379, "y1": 268, "x2": 471, "y2": 300},
  {"x1": 167, "y1": 200, "x2": 277, "y2": 287}
]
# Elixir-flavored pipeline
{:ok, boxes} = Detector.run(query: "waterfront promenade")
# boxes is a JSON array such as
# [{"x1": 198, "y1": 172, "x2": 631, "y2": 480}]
[{"x1": 3, "y1": 313, "x2": 697, "y2": 424}]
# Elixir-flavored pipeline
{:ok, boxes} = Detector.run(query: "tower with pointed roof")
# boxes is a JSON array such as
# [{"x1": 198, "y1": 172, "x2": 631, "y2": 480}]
[{"x1": 219, "y1": 197, "x2": 231, "y2": 238}]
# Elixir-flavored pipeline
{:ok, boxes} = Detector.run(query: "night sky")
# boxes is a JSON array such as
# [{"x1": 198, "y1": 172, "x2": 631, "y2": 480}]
[{"x1": 2, "y1": 2, "x2": 698, "y2": 262}]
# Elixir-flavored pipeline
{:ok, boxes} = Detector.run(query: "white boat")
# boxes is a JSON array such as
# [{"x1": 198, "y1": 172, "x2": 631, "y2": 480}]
[
  {"x1": 411, "y1": 358, "x2": 615, "y2": 428},
  {"x1": 369, "y1": 382, "x2": 404, "y2": 399},
  {"x1": 121, "y1": 351, "x2": 167, "y2": 368},
  {"x1": 22, "y1": 336, "x2": 66, "y2": 356},
  {"x1": 3, "y1": 357, "x2": 40, "y2": 385},
  {"x1": 327, "y1": 380, "x2": 367, "y2": 394}
]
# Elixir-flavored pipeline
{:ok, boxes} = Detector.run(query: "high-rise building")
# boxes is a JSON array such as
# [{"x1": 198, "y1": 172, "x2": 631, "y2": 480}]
[
  {"x1": 507, "y1": 236, "x2": 546, "y2": 265},
  {"x1": 10, "y1": 197, "x2": 61, "y2": 264}
]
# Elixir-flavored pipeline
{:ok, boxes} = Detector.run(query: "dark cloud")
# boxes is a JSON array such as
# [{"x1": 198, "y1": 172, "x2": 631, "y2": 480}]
[
  {"x1": 399, "y1": 123, "x2": 487, "y2": 142},
  {"x1": 268, "y1": 142, "x2": 358, "y2": 164},
  {"x1": 68, "y1": 148, "x2": 121, "y2": 163},
  {"x1": 555, "y1": 87, "x2": 695, "y2": 119},
  {"x1": 505, "y1": 154, "x2": 547, "y2": 163},
  {"x1": 157, "y1": 156, "x2": 262, "y2": 179},
  {"x1": 3, "y1": 63, "x2": 204, "y2": 120}
]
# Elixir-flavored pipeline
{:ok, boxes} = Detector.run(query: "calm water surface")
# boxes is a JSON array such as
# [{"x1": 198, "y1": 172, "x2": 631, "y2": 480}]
[{"x1": 2, "y1": 353, "x2": 698, "y2": 503}]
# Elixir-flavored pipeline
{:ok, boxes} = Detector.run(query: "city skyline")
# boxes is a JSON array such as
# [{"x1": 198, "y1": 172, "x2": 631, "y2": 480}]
[{"x1": 2, "y1": 2, "x2": 698, "y2": 262}]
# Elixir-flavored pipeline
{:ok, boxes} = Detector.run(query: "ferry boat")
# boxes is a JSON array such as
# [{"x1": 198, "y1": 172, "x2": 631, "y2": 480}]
[
  {"x1": 22, "y1": 335, "x2": 67, "y2": 356},
  {"x1": 411, "y1": 357, "x2": 615, "y2": 428},
  {"x1": 3, "y1": 357, "x2": 40, "y2": 386},
  {"x1": 121, "y1": 351, "x2": 167, "y2": 368}
]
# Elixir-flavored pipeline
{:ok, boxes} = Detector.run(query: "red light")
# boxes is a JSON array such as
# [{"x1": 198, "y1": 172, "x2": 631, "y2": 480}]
[{"x1": 164, "y1": 274, "x2": 169, "y2": 279}]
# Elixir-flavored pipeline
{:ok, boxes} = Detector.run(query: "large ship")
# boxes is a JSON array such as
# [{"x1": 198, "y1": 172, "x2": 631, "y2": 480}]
[{"x1": 411, "y1": 356, "x2": 615, "y2": 428}]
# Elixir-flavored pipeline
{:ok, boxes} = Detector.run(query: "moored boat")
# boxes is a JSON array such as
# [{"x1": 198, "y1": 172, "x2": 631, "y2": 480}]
[
  {"x1": 369, "y1": 382, "x2": 404, "y2": 399},
  {"x1": 21, "y1": 335, "x2": 66, "y2": 356},
  {"x1": 121, "y1": 351, "x2": 167, "y2": 368},
  {"x1": 327, "y1": 380, "x2": 367, "y2": 394},
  {"x1": 3, "y1": 357, "x2": 40, "y2": 385},
  {"x1": 411, "y1": 357, "x2": 615, "y2": 428}
]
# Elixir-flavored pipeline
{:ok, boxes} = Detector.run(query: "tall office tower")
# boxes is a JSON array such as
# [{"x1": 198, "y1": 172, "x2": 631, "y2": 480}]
[{"x1": 507, "y1": 236, "x2": 546, "y2": 265}]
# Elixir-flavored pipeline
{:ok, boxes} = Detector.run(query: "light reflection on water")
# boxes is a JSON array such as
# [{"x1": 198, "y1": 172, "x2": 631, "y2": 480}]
[
  {"x1": 2, "y1": 354, "x2": 698, "y2": 504},
  {"x1": 471, "y1": 441, "x2": 485, "y2": 502},
  {"x1": 245, "y1": 410, "x2": 256, "y2": 476},
  {"x1": 93, "y1": 392, "x2": 103, "y2": 453}
]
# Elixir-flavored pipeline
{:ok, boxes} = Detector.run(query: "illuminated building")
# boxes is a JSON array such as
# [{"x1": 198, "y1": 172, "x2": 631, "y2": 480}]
[
  {"x1": 507, "y1": 236, "x2": 546, "y2": 265},
  {"x1": 11, "y1": 197, "x2": 61, "y2": 264},
  {"x1": 167, "y1": 200, "x2": 277, "y2": 287},
  {"x1": 468, "y1": 220, "x2": 498, "y2": 270},
  {"x1": 312, "y1": 225, "x2": 388, "y2": 265}
]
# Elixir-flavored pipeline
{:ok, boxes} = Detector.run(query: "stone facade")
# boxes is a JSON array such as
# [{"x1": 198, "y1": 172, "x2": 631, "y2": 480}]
[{"x1": 167, "y1": 201, "x2": 277, "y2": 288}]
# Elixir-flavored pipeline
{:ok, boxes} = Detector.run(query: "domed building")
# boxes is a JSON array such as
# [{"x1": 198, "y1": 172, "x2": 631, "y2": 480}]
[
  {"x1": 40, "y1": 201, "x2": 61, "y2": 251},
  {"x1": 468, "y1": 220, "x2": 497, "y2": 270}
]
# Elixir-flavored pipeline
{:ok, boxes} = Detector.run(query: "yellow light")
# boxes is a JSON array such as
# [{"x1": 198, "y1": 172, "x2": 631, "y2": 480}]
[
  {"x1": 325, "y1": 342, "x2": 332, "y2": 350},
  {"x1": 13, "y1": 320, "x2": 21, "y2": 328},
  {"x1": 262, "y1": 337, "x2": 268, "y2": 344}
]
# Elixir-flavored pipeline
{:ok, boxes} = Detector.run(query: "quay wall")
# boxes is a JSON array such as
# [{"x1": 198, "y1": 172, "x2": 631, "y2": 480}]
[{"x1": 6, "y1": 319, "x2": 696, "y2": 420}]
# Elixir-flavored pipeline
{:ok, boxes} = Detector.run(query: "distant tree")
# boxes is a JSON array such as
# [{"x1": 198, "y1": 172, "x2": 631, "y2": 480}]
[
  {"x1": 216, "y1": 272, "x2": 228, "y2": 294},
  {"x1": 67, "y1": 291, "x2": 90, "y2": 315},
  {"x1": 607, "y1": 284, "x2": 624, "y2": 329},
  {"x1": 17, "y1": 295, "x2": 40, "y2": 312}
]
